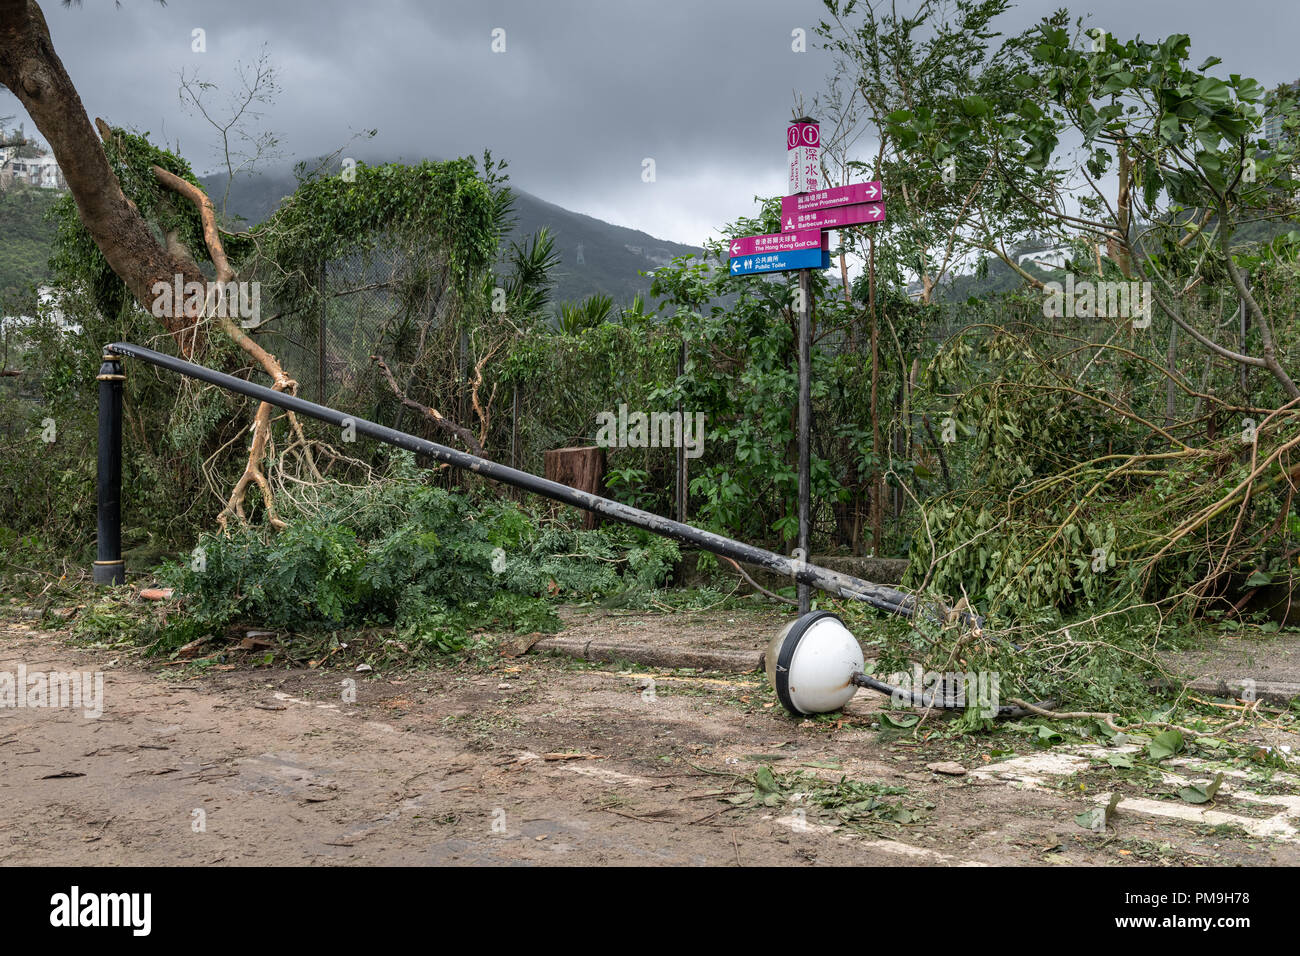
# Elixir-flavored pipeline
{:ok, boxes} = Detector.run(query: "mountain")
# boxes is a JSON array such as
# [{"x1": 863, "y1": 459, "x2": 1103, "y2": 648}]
[
  {"x1": 505, "y1": 190, "x2": 700, "y2": 306},
  {"x1": 199, "y1": 161, "x2": 702, "y2": 308}
]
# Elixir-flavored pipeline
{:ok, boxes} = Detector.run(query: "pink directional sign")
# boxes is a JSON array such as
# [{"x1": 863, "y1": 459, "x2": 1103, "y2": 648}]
[
  {"x1": 781, "y1": 182, "x2": 882, "y2": 219},
  {"x1": 782, "y1": 202, "x2": 885, "y2": 232},
  {"x1": 728, "y1": 228, "x2": 824, "y2": 259}
]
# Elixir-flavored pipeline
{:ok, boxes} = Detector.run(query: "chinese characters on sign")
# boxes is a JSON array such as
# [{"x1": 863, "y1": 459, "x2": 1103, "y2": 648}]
[
  {"x1": 728, "y1": 228, "x2": 825, "y2": 258},
  {"x1": 781, "y1": 182, "x2": 882, "y2": 217},
  {"x1": 787, "y1": 120, "x2": 820, "y2": 196},
  {"x1": 782, "y1": 202, "x2": 885, "y2": 232},
  {"x1": 729, "y1": 248, "x2": 831, "y2": 276},
  {"x1": 727, "y1": 120, "x2": 885, "y2": 276}
]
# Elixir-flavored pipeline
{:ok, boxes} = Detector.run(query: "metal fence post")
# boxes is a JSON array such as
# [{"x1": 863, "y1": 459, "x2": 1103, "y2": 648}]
[{"x1": 94, "y1": 349, "x2": 125, "y2": 585}]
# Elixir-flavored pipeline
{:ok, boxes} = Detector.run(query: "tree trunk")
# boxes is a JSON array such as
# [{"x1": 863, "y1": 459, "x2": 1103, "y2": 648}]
[
  {"x1": 544, "y1": 446, "x2": 605, "y2": 530},
  {"x1": 0, "y1": 0, "x2": 203, "y2": 350}
]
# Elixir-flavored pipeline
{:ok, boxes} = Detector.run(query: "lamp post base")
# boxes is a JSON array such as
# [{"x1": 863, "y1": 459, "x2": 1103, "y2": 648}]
[{"x1": 92, "y1": 559, "x2": 125, "y2": 586}]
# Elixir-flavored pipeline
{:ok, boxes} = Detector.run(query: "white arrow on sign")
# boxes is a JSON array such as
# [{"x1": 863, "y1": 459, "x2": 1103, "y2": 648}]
[
  {"x1": 865, "y1": 183, "x2": 879, "y2": 199},
  {"x1": 730, "y1": 241, "x2": 741, "y2": 255},
  {"x1": 731, "y1": 259, "x2": 740, "y2": 272},
  {"x1": 868, "y1": 205, "x2": 882, "y2": 219}
]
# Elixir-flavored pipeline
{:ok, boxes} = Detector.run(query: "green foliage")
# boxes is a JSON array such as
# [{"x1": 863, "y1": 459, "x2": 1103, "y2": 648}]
[
  {"x1": 246, "y1": 157, "x2": 500, "y2": 313},
  {"x1": 6, "y1": 129, "x2": 520, "y2": 560},
  {"x1": 49, "y1": 125, "x2": 210, "y2": 321},
  {"x1": 500, "y1": 307, "x2": 681, "y2": 516},
  {"x1": 158, "y1": 477, "x2": 679, "y2": 646},
  {"x1": 730, "y1": 766, "x2": 925, "y2": 829},
  {"x1": 652, "y1": 236, "x2": 926, "y2": 554},
  {"x1": 556, "y1": 292, "x2": 614, "y2": 334},
  {"x1": 0, "y1": 184, "x2": 58, "y2": 296},
  {"x1": 820, "y1": 0, "x2": 1059, "y2": 292}
]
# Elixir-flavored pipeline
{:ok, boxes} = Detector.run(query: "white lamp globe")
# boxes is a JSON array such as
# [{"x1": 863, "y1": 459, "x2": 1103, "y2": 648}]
[{"x1": 765, "y1": 611, "x2": 864, "y2": 715}]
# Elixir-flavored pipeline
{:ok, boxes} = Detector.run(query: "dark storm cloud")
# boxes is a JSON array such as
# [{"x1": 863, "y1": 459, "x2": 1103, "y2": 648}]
[{"x1": 3, "y1": 0, "x2": 1299, "y2": 243}]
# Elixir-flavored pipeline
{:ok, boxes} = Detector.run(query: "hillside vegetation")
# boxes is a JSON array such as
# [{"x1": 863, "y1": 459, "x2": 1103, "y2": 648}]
[{"x1": 0, "y1": 184, "x2": 57, "y2": 298}]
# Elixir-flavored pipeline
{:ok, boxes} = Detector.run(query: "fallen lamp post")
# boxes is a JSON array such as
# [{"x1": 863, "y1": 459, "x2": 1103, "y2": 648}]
[
  {"x1": 765, "y1": 611, "x2": 1045, "y2": 718},
  {"x1": 98, "y1": 341, "x2": 1005, "y2": 717}
]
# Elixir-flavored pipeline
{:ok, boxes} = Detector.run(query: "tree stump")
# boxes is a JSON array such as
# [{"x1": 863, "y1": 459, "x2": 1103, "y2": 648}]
[{"x1": 543, "y1": 446, "x2": 605, "y2": 529}]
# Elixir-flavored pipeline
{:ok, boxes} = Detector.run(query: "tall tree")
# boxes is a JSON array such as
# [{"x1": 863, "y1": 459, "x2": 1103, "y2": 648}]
[{"x1": 0, "y1": 0, "x2": 304, "y2": 523}]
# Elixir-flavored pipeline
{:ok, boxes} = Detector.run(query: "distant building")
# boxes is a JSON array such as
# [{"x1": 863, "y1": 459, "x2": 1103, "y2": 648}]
[
  {"x1": 0, "y1": 149, "x2": 65, "y2": 190},
  {"x1": 1262, "y1": 79, "x2": 1300, "y2": 146},
  {"x1": 1017, "y1": 246, "x2": 1072, "y2": 270}
]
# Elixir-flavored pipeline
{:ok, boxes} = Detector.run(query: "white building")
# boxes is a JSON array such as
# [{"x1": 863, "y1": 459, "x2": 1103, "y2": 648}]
[{"x1": 1, "y1": 151, "x2": 66, "y2": 190}]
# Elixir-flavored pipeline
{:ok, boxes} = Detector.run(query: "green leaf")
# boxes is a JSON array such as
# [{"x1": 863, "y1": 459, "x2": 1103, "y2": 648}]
[
  {"x1": 1074, "y1": 793, "x2": 1122, "y2": 832},
  {"x1": 1148, "y1": 730, "x2": 1185, "y2": 760},
  {"x1": 1099, "y1": 71, "x2": 1135, "y2": 95},
  {"x1": 880, "y1": 712, "x2": 920, "y2": 729},
  {"x1": 1178, "y1": 772, "x2": 1224, "y2": 804},
  {"x1": 1159, "y1": 113, "x2": 1184, "y2": 143},
  {"x1": 1193, "y1": 76, "x2": 1232, "y2": 107}
]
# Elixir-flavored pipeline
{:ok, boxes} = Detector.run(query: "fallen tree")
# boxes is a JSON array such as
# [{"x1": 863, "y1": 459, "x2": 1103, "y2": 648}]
[{"x1": 2, "y1": 0, "x2": 517, "y2": 533}]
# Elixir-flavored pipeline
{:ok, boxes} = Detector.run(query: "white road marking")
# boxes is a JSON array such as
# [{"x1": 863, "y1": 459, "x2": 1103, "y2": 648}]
[{"x1": 973, "y1": 745, "x2": 1300, "y2": 843}]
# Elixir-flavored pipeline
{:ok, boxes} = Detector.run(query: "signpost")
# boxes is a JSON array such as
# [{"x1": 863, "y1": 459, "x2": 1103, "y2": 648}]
[
  {"x1": 782, "y1": 202, "x2": 884, "y2": 233},
  {"x1": 728, "y1": 228, "x2": 824, "y2": 259},
  {"x1": 796, "y1": 267, "x2": 812, "y2": 613},
  {"x1": 787, "y1": 118, "x2": 821, "y2": 195},
  {"x1": 729, "y1": 247, "x2": 830, "y2": 276},
  {"x1": 780, "y1": 181, "x2": 881, "y2": 216},
  {"x1": 727, "y1": 118, "x2": 885, "y2": 614}
]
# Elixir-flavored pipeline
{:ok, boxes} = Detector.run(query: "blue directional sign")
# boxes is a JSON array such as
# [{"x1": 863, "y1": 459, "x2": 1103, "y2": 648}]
[{"x1": 728, "y1": 247, "x2": 830, "y2": 276}]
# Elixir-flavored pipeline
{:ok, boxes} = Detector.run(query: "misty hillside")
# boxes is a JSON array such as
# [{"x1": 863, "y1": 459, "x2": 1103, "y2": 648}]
[
  {"x1": 0, "y1": 184, "x2": 58, "y2": 298},
  {"x1": 200, "y1": 162, "x2": 703, "y2": 308}
]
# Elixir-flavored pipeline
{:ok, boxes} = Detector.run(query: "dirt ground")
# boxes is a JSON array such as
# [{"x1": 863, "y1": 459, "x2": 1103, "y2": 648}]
[{"x1": 2, "y1": 611, "x2": 1299, "y2": 867}]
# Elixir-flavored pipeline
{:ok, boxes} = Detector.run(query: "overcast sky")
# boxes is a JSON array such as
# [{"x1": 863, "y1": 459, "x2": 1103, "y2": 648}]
[{"x1": 3, "y1": 0, "x2": 1299, "y2": 245}]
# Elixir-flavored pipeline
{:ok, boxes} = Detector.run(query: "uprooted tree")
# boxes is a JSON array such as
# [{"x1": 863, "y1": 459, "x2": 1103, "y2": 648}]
[
  {"x1": 0, "y1": 0, "x2": 536, "y2": 531},
  {"x1": 0, "y1": 0, "x2": 307, "y2": 526}
]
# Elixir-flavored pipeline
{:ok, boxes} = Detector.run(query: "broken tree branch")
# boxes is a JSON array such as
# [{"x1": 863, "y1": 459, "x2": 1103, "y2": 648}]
[{"x1": 371, "y1": 353, "x2": 485, "y2": 457}]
